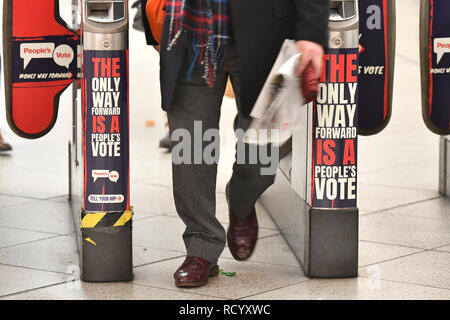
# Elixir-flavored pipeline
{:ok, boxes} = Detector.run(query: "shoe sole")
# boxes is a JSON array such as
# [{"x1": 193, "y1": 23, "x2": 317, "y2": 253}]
[{"x1": 174, "y1": 265, "x2": 219, "y2": 288}]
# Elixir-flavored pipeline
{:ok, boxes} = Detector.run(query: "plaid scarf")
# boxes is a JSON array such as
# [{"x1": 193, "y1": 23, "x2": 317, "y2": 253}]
[{"x1": 166, "y1": 0, "x2": 231, "y2": 87}]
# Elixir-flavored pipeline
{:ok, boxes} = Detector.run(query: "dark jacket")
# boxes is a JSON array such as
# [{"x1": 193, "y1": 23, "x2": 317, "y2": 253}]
[{"x1": 141, "y1": 0, "x2": 329, "y2": 116}]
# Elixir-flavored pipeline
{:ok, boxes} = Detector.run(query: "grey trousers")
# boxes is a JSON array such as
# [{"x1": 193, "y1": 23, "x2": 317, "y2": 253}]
[{"x1": 167, "y1": 44, "x2": 278, "y2": 264}]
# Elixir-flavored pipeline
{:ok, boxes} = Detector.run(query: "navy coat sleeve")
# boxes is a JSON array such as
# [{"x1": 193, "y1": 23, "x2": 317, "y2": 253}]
[{"x1": 294, "y1": 0, "x2": 329, "y2": 48}]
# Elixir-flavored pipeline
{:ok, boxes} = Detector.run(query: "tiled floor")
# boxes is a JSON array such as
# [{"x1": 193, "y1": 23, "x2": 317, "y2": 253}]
[{"x1": 0, "y1": 0, "x2": 449, "y2": 300}]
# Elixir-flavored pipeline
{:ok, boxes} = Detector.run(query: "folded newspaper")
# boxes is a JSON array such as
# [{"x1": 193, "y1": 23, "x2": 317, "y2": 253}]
[{"x1": 246, "y1": 40, "x2": 305, "y2": 146}]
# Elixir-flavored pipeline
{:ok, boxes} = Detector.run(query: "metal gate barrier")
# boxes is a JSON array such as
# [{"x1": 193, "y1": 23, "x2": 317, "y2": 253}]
[
  {"x1": 420, "y1": 0, "x2": 450, "y2": 197},
  {"x1": 73, "y1": 0, "x2": 133, "y2": 282},
  {"x1": 260, "y1": 0, "x2": 360, "y2": 278},
  {"x1": 2, "y1": 0, "x2": 133, "y2": 282}
]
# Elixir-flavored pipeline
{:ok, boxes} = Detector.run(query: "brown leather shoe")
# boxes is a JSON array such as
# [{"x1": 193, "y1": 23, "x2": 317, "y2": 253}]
[
  {"x1": 174, "y1": 257, "x2": 219, "y2": 287},
  {"x1": 226, "y1": 184, "x2": 258, "y2": 261}
]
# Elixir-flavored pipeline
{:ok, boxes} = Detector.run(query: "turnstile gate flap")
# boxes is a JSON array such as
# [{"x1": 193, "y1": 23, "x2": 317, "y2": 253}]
[
  {"x1": 358, "y1": 0, "x2": 396, "y2": 136},
  {"x1": 3, "y1": 0, "x2": 78, "y2": 139},
  {"x1": 420, "y1": 0, "x2": 450, "y2": 135}
]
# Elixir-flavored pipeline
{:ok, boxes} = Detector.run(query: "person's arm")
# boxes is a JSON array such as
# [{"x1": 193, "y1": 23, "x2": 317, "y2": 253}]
[
  {"x1": 293, "y1": 0, "x2": 329, "y2": 77},
  {"x1": 141, "y1": 0, "x2": 159, "y2": 46}
]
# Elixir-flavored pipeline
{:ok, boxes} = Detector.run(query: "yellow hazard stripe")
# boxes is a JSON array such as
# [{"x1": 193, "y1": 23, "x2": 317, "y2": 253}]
[
  {"x1": 81, "y1": 213, "x2": 106, "y2": 228},
  {"x1": 85, "y1": 237, "x2": 97, "y2": 245},
  {"x1": 81, "y1": 210, "x2": 133, "y2": 228},
  {"x1": 113, "y1": 210, "x2": 133, "y2": 227}
]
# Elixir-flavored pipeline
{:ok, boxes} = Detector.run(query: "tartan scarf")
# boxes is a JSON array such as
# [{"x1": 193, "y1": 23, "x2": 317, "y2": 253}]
[{"x1": 166, "y1": 0, "x2": 231, "y2": 87}]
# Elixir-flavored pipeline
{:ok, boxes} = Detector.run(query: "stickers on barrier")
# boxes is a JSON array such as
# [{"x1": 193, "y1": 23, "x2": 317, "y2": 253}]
[
  {"x1": 420, "y1": 0, "x2": 450, "y2": 135},
  {"x1": 312, "y1": 48, "x2": 359, "y2": 209},
  {"x1": 83, "y1": 50, "x2": 130, "y2": 213},
  {"x1": 358, "y1": 0, "x2": 396, "y2": 135},
  {"x1": 3, "y1": 0, "x2": 79, "y2": 138}
]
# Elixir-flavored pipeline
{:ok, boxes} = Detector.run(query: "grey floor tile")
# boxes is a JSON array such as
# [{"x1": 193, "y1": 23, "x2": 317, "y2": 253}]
[
  {"x1": 359, "y1": 209, "x2": 371, "y2": 216},
  {"x1": 358, "y1": 159, "x2": 440, "y2": 193},
  {"x1": 0, "y1": 194, "x2": 35, "y2": 208},
  {"x1": 0, "y1": 200, "x2": 74, "y2": 234},
  {"x1": 243, "y1": 277, "x2": 450, "y2": 300},
  {"x1": 130, "y1": 154, "x2": 172, "y2": 186},
  {"x1": 359, "y1": 211, "x2": 450, "y2": 249},
  {"x1": 380, "y1": 197, "x2": 450, "y2": 221},
  {"x1": 433, "y1": 245, "x2": 450, "y2": 253},
  {"x1": 0, "y1": 226, "x2": 55, "y2": 249},
  {"x1": 226, "y1": 238, "x2": 426, "y2": 270},
  {"x1": 3, "y1": 281, "x2": 220, "y2": 300},
  {"x1": 358, "y1": 241, "x2": 423, "y2": 267},
  {"x1": 0, "y1": 235, "x2": 78, "y2": 274},
  {"x1": 359, "y1": 251, "x2": 450, "y2": 290},
  {"x1": 132, "y1": 257, "x2": 308, "y2": 299},
  {"x1": 133, "y1": 246, "x2": 185, "y2": 267},
  {"x1": 0, "y1": 264, "x2": 67, "y2": 297},
  {"x1": 357, "y1": 183, "x2": 438, "y2": 213},
  {"x1": 133, "y1": 216, "x2": 187, "y2": 252},
  {"x1": 46, "y1": 195, "x2": 70, "y2": 203},
  {"x1": 358, "y1": 138, "x2": 438, "y2": 175},
  {"x1": 0, "y1": 163, "x2": 69, "y2": 199},
  {"x1": 131, "y1": 183, "x2": 176, "y2": 218}
]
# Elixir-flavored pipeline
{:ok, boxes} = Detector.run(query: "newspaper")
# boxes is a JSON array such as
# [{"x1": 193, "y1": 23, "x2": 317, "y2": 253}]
[{"x1": 246, "y1": 40, "x2": 305, "y2": 146}]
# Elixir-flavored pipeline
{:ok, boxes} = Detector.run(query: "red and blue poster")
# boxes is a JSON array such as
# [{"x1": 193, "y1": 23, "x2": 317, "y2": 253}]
[
  {"x1": 82, "y1": 50, "x2": 130, "y2": 213},
  {"x1": 312, "y1": 48, "x2": 359, "y2": 209}
]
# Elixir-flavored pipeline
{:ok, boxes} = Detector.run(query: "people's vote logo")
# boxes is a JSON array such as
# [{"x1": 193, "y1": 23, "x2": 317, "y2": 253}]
[
  {"x1": 20, "y1": 43, "x2": 74, "y2": 69},
  {"x1": 434, "y1": 38, "x2": 450, "y2": 64}
]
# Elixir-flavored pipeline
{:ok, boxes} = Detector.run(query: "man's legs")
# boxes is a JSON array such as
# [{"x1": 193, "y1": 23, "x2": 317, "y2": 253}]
[
  {"x1": 219, "y1": 44, "x2": 279, "y2": 261},
  {"x1": 226, "y1": 50, "x2": 279, "y2": 220},
  {"x1": 168, "y1": 59, "x2": 229, "y2": 265}
]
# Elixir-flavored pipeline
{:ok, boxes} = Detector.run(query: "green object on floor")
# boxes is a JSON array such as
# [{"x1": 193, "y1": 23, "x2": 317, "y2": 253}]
[{"x1": 219, "y1": 270, "x2": 236, "y2": 277}]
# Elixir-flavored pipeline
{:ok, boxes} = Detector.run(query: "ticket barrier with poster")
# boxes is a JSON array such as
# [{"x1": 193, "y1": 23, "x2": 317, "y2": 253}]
[
  {"x1": 70, "y1": 0, "x2": 133, "y2": 282},
  {"x1": 2, "y1": 0, "x2": 133, "y2": 282},
  {"x1": 419, "y1": 0, "x2": 450, "y2": 197},
  {"x1": 260, "y1": 0, "x2": 360, "y2": 278}
]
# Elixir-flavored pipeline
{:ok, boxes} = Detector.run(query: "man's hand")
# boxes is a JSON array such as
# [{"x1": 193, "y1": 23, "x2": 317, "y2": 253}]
[{"x1": 296, "y1": 40, "x2": 324, "y2": 79}]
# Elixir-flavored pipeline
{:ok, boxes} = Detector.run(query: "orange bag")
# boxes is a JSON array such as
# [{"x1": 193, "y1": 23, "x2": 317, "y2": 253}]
[{"x1": 145, "y1": 0, "x2": 166, "y2": 44}]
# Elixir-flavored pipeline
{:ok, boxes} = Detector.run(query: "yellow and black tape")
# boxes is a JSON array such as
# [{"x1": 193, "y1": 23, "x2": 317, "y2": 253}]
[{"x1": 81, "y1": 209, "x2": 133, "y2": 229}]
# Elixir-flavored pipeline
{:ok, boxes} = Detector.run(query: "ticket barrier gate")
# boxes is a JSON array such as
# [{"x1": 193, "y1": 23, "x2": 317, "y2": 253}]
[
  {"x1": 420, "y1": 0, "x2": 450, "y2": 198},
  {"x1": 261, "y1": 0, "x2": 360, "y2": 278},
  {"x1": 72, "y1": 0, "x2": 133, "y2": 282},
  {"x1": 3, "y1": 0, "x2": 133, "y2": 282}
]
